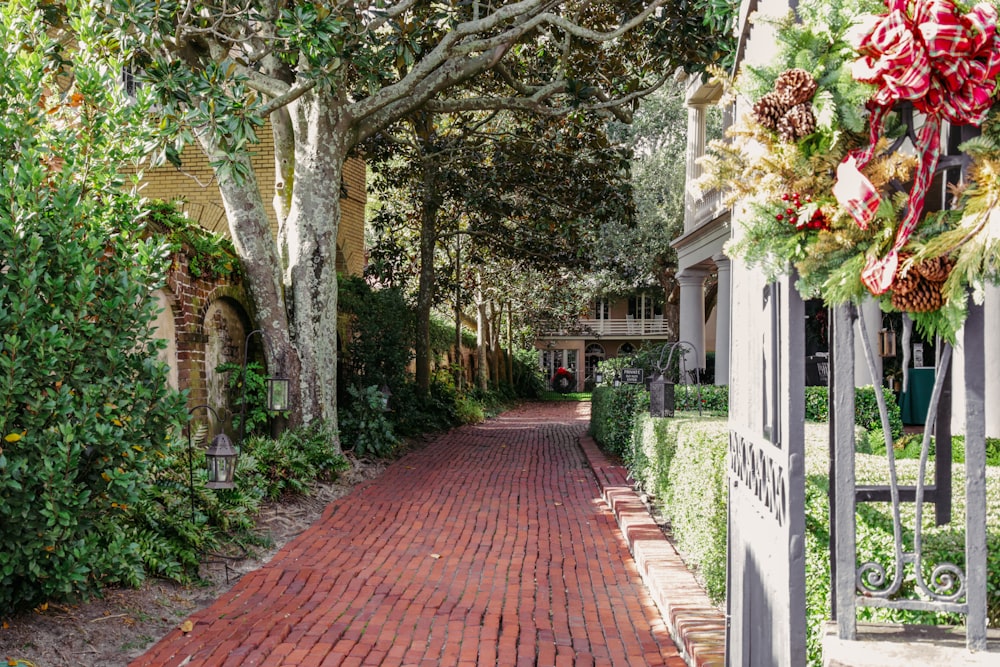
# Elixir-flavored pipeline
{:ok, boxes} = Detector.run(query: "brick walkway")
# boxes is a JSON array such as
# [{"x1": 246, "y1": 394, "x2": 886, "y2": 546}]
[{"x1": 130, "y1": 401, "x2": 692, "y2": 667}]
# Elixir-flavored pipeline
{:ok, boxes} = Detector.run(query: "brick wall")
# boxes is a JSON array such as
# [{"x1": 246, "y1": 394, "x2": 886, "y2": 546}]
[
  {"x1": 137, "y1": 122, "x2": 367, "y2": 277},
  {"x1": 158, "y1": 253, "x2": 252, "y2": 413}
]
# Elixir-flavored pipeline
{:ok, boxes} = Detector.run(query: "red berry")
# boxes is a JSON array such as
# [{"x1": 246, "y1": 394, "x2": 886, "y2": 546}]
[{"x1": 776, "y1": 214, "x2": 784, "y2": 221}]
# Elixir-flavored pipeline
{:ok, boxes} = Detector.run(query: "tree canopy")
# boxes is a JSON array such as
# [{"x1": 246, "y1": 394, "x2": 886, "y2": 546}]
[{"x1": 55, "y1": 0, "x2": 738, "y2": 442}]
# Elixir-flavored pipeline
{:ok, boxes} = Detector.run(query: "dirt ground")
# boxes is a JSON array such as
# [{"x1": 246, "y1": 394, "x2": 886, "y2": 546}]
[{"x1": 0, "y1": 456, "x2": 389, "y2": 667}]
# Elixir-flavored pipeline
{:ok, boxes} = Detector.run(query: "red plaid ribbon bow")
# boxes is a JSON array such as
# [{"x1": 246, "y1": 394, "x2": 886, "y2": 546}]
[{"x1": 833, "y1": 0, "x2": 1000, "y2": 294}]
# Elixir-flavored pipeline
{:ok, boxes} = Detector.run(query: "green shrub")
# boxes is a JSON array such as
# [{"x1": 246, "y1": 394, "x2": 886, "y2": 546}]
[
  {"x1": 512, "y1": 349, "x2": 546, "y2": 398},
  {"x1": 674, "y1": 384, "x2": 729, "y2": 413},
  {"x1": 804, "y1": 385, "x2": 903, "y2": 440},
  {"x1": 339, "y1": 384, "x2": 399, "y2": 458},
  {"x1": 590, "y1": 385, "x2": 649, "y2": 458},
  {"x1": 239, "y1": 423, "x2": 348, "y2": 500},
  {"x1": 628, "y1": 414, "x2": 684, "y2": 501},
  {"x1": 661, "y1": 420, "x2": 729, "y2": 602},
  {"x1": 338, "y1": 275, "x2": 413, "y2": 394},
  {"x1": 216, "y1": 360, "x2": 271, "y2": 438},
  {"x1": 455, "y1": 395, "x2": 486, "y2": 424},
  {"x1": 0, "y1": 16, "x2": 189, "y2": 612}
]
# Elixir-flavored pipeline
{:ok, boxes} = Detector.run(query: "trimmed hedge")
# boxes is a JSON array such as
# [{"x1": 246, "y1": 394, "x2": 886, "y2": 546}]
[
  {"x1": 589, "y1": 385, "x2": 649, "y2": 459},
  {"x1": 600, "y1": 410, "x2": 1000, "y2": 666}
]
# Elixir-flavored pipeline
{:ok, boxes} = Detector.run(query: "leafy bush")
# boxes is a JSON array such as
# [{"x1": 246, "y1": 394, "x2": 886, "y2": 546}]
[
  {"x1": 0, "y1": 14, "x2": 189, "y2": 612},
  {"x1": 239, "y1": 423, "x2": 348, "y2": 500},
  {"x1": 662, "y1": 420, "x2": 730, "y2": 603},
  {"x1": 512, "y1": 348, "x2": 546, "y2": 398},
  {"x1": 339, "y1": 384, "x2": 399, "y2": 458},
  {"x1": 454, "y1": 395, "x2": 486, "y2": 424},
  {"x1": 590, "y1": 385, "x2": 649, "y2": 458},
  {"x1": 804, "y1": 385, "x2": 903, "y2": 440},
  {"x1": 216, "y1": 360, "x2": 272, "y2": 438},
  {"x1": 338, "y1": 275, "x2": 413, "y2": 395},
  {"x1": 674, "y1": 384, "x2": 729, "y2": 413},
  {"x1": 622, "y1": 415, "x2": 1000, "y2": 666}
]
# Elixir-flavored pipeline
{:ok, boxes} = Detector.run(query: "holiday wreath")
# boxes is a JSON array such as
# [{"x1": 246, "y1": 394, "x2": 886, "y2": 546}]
[
  {"x1": 551, "y1": 367, "x2": 575, "y2": 393},
  {"x1": 698, "y1": 0, "x2": 1000, "y2": 342}
]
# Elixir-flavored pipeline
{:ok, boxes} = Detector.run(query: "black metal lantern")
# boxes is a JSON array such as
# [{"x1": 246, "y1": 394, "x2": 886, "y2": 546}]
[
  {"x1": 594, "y1": 370, "x2": 604, "y2": 385},
  {"x1": 379, "y1": 384, "x2": 392, "y2": 411},
  {"x1": 267, "y1": 376, "x2": 290, "y2": 412},
  {"x1": 205, "y1": 433, "x2": 238, "y2": 490},
  {"x1": 649, "y1": 373, "x2": 675, "y2": 418},
  {"x1": 878, "y1": 326, "x2": 897, "y2": 358}
]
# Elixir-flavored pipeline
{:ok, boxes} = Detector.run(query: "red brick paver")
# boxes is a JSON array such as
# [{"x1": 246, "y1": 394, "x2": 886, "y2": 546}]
[{"x1": 131, "y1": 402, "x2": 686, "y2": 667}]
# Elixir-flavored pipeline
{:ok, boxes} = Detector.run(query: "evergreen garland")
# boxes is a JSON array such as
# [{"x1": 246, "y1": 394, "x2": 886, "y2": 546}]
[{"x1": 698, "y1": 0, "x2": 1000, "y2": 342}]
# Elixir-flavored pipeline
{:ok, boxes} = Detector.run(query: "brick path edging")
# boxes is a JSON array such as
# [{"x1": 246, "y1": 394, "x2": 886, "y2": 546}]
[{"x1": 578, "y1": 434, "x2": 727, "y2": 667}]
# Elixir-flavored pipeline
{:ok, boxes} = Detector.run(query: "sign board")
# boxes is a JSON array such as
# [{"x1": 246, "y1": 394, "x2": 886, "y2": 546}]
[
  {"x1": 620, "y1": 367, "x2": 644, "y2": 384},
  {"x1": 726, "y1": 271, "x2": 807, "y2": 667}
]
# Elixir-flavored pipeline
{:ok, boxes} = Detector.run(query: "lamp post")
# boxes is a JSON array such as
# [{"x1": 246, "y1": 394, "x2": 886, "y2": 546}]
[
  {"x1": 237, "y1": 329, "x2": 291, "y2": 447},
  {"x1": 205, "y1": 432, "x2": 238, "y2": 489},
  {"x1": 186, "y1": 405, "x2": 229, "y2": 521}
]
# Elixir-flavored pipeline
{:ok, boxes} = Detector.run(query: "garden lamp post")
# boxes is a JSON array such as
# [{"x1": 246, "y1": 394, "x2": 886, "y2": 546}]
[
  {"x1": 186, "y1": 405, "x2": 227, "y2": 521},
  {"x1": 205, "y1": 432, "x2": 238, "y2": 490}
]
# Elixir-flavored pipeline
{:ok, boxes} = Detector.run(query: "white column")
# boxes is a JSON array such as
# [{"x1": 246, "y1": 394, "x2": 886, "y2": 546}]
[
  {"x1": 684, "y1": 103, "x2": 706, "y2": 230},
  {"x1": 713, "y1": 254, "x2": 732, "y2": 386},
  {"x1": 854, "y1": 297, "x2": 883, "y2": 387},
  {"x1": 677, "y1": 267, "x2": 710, "y2": 379}
]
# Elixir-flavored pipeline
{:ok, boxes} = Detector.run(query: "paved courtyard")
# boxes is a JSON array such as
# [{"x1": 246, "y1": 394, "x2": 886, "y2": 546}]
[{"x1": 130, "y1": 401, "x2": 687, "y2": 667}]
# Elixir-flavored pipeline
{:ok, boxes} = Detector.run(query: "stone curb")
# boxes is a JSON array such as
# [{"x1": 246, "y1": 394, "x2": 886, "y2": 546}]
[{"x1": 578, "y1": 433, "x2": 727, "y2": 667}]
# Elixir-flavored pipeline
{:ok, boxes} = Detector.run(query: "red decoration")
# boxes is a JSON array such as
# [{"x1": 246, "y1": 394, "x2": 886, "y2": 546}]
[
  {"x1": 833, "y1": 0, "x2": 1000, "y2": 294},
  {"x1": 551, "y1": 367, "x2": 574, "y2": 393}
]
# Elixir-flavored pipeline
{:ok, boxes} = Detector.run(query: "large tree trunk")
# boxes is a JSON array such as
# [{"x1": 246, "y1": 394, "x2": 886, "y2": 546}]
[
  {"x1": 413, "y1": 115, "x2": 441, "y2": 398},
  {"x1": 196, "y1": 132, "x2": 303, "y2": 427},
  {"x1": 476, "y1": 284, "x2": 489, "y2": 392},
  {"x1": 414, "y1": 185, "x2": 439, "y2": 397},
  {"x1": 283, "y1": 90, "x2": 345, "y2": 433},
  {"x1": 453, "y1": 234, "x2": 463, "y2": 391}
]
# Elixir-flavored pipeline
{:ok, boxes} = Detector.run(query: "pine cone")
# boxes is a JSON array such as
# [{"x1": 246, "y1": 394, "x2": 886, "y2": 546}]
[
  {"x1": 777, "y1": 104, "x2": 816, "y2": 142},
  {"x1": 752, "y1": 92, "x2": 786, "y2": 131},
  {"x1": 890, "y1": 254, "x2": 918, "y2": 294},
  {"x1": 774, "y1": 68, "x2": 818, "y2": 107},
  {"x1": 914, "y1": 255, "x2": 954, "y2": 283},
  {"x1": 891, "y1": 276, "x2": 943, "y2": 313}
]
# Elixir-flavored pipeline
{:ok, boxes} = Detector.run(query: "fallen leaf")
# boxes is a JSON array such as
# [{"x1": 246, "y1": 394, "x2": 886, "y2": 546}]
[
  {"x1": 4, "y1": 433, "x2": 22, "y2": 443},
  {"x1": 553, "y1": 502, "x2": 563, "y2": 506},
  {"x1": 179, "y1": 620, "x2": 194, "y2": 633},
  {"x1": 430, "y1": 553, "x2": 441, "y2": 559}
]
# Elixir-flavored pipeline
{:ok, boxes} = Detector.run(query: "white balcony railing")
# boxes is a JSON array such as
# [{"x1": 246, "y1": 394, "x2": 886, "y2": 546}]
[
  {"x1": 690, "y1": 187, "x2": 728, "y2": 230},
  {"x1": 540, "y1": 317, "x2": 669, "y2": 338}
]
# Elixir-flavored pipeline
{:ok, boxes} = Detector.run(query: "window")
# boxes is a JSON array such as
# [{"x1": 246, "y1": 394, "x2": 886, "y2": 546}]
[
  {"x1": 591, "y1": 299, "x2": 609, "y2": 320},
  {"x1": 585, "y1": 344, "x2": 605, "y2": 380},
  {"x1": 627, "y1": 293, "x2": 663, "y2": 320}
]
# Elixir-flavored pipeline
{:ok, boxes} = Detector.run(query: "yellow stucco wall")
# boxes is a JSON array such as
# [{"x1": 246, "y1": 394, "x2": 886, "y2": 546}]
[{"x1": 136, "y1": 122, "x2": 367, "y2": 277}]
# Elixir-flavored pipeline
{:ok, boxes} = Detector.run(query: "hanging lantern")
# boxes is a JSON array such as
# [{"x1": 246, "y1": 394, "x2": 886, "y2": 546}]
[
  {"x1": 205, "y1": 433, "x2": 238, "y2": 489},
  {"x1": 267, "y1": 376, "x2": 290, "y2": 412},
  {"x1": 649, "y1": 373, "x2": 675, "y2": 418},
  {"x1": 878, "y1": 325, "x2": 897, "y2": 358}
]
